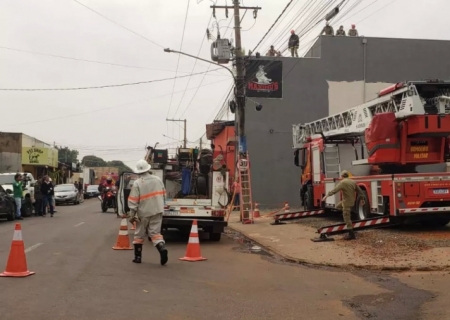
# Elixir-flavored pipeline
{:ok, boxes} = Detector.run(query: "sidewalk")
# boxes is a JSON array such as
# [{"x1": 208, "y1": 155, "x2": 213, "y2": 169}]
[{"x1": 227, "y1": 213, "x2": 450, "y2": 271}]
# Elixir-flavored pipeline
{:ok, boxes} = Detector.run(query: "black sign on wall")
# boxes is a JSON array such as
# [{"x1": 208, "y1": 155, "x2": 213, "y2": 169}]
[{"x1": 245, "y1": 60, "x2": 283, "y2": 99}]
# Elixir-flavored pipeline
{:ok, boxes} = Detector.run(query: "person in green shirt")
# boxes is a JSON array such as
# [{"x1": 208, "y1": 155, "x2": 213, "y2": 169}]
[{"x1": 13, "y1": 173, "x2": 24, "y2": 220}]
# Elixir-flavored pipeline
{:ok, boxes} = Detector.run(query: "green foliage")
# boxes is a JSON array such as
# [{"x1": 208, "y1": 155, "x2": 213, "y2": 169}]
[
  {"x1": 81, "y1": 155, "x2": 107, "y2": 167},
  {"x1": 57, "y1": 146, "x2": 79, "y2": 163},
  {"x1": 107, "y1": 160, "x2": 133, "y2": 174},
  {"x1": 82, "y1": 156, "x2": 132, "y2": 174}
]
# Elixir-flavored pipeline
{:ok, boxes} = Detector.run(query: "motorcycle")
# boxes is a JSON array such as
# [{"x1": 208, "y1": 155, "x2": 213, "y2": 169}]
[{"x1": 98, "y1": 186, "x2": 117, "y2": 213}]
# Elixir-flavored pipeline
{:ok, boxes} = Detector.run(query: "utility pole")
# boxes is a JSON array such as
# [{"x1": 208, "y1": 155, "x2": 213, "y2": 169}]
[
  {"x1": 210, "y1": 1, "x2": 261, "y2": 156},
  {"x1": 166, "y1": 118, "x2": 187, "y2": 148}
]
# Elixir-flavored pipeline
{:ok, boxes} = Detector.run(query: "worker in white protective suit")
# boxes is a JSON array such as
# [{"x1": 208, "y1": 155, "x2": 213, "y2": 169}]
[{"x1": 128, "y1": 159, "x2": 168, "y2": 265}]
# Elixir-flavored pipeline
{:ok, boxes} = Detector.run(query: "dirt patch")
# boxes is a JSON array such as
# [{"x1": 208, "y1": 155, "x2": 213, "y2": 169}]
[{"x1": 293, "y1": 216, "x2": 450, "y2": 260}]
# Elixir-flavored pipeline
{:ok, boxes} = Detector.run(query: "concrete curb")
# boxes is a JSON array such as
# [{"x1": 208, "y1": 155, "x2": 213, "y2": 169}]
[{"x1": 227, "y1": 225, "x2": 450, "y2": 273}]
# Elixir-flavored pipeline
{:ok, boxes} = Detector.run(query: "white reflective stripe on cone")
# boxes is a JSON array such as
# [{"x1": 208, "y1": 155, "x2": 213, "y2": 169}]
[
  {"x1": 12, "y1": 230, "x2": 23, "y2": 241},
  {"x1": 120, "y1": 219, "x2": 128, "y2": 226},
  {"x1": 190, "y1": 224, "x2": 198, "y2": 233},
  {"x1": 189, "y1": 237, "x2": 199, "y2": 244},
  {"x1": 119, "y1": 230, "x2": 129, "y2": 236}
]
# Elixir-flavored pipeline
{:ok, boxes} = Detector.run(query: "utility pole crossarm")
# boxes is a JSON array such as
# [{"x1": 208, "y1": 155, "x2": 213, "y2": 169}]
[{"x1": 166, "y1": 118, "x2": 188, "y2": 148}]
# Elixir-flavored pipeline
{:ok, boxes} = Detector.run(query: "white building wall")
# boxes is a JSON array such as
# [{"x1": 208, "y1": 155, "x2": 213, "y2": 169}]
[{"x1": 327, "y1": 81, "x2": 394, "y2": 114}]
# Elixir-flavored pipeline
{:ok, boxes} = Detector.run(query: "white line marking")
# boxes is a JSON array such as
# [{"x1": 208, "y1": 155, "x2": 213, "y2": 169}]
[
  {"x1": 74, "y1": 222, "x2": 85, "y2": 227},
  {"x1": 25, "y1": 243, "x2": 43, "y2": 253}
]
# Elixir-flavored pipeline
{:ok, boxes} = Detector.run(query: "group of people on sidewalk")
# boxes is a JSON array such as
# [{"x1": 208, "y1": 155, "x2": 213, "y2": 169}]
[{"x1": 33, "y1": 175, "x2": 56, "y2": 217}]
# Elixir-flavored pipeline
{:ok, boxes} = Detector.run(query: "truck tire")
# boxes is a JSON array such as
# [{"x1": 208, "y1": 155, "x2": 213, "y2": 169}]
[
  {"x1": 420, "y1": 217, "x2": 450, "y2": 228},
  {"x1": 353, "y1": 190, "x2": 371, "y2": 220},
  {"x1": 6, "y1": 203, "x2": 15, "y2": 221},
  {"x1": 303, "y1": 185, "x2": 314, "y2": 211},
  {"x1": 209, "y1": 232, "x2": 222, "y2": 241},
  {"x1": 197, "y1": 175, "x2": 207, "y2": 195}
]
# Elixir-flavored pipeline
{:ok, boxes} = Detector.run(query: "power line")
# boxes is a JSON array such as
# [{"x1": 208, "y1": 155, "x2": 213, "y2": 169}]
[
  {"x1": 0, "y1": 45, "x2": 229, "y2": 76},
  {"x1": 178, "y1": 16, "x2": 234, "y2": 118},
  {"x1": 354, "y1": 0, "x2": 401, "y2": 25},
  {"x1": 172, "y1": 14, "x2": 213, "y2": 119},
  {"x1": 0, "y1": 68, "x2": 222, "y2": 91},
  {"x1": 4, "y1": 78, "x2": 229, "y2": 127},
  {"x1": 72, "y1": 0, "x2": 164, "y2": 48},
  {"x1": 167, "y1": 0, "x2": 191, "y2": 119},
  {"x1": 337, "y1": 0, "x2": 380, "y2": 25},
  {"x1": 251, "y1": 0, "x2": 296, "y2": 53}
]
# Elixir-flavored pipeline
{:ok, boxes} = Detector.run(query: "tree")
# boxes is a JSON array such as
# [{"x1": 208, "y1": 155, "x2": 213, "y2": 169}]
[
  {"x1": 57, "y1": 146, "x2": 79, "y2": 164},
  {"x1": 82, "y1": 155, "x2": 107, "y2": 167},
  {"x1": 82, "y1": 156, "x2": 132, "y2": 174},
  {"x1": 107, "y1": 160, "x2": 133, "y2": 174}
]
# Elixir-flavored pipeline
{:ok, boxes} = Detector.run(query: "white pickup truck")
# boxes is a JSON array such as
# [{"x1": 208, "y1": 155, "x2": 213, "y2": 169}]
[{"x1": 117, "y1": 169, "x2": 229, "y2": 241}]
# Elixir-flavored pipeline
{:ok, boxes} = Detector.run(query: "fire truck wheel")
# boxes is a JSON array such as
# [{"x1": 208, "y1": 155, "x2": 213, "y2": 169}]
[
  {"x1": 420, "y1": 217, "x2": 450, "y2": 228},
  {"x1": 354, "y1": 190, "x2": 370, "y2": 221},
  {"x1": 303, "y1": 185, "x2": 314, "y2": 211}
]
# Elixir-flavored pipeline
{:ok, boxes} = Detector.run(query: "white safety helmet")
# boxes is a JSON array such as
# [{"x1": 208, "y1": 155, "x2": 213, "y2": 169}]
[{"x1": 134, "y1": 159, "x2": 151, "y2": 174}]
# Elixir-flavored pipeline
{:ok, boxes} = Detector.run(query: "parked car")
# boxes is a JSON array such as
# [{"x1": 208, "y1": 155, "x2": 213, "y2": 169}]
[
  {"x1": 84, "y1": 185, "x2": 100, "y2": 199},
  {"x1": 54, "y1": 184, "x2": 80, "y2": 205},
  {"x1": 0, "y1": 172, "x2": 35, "y2": 217},
  {"x1": 1, "y1": 184, "x2": 33, "y2": 217},
  {"x1": 0, "y1": 185, "x2": 17, "y2": 221}
]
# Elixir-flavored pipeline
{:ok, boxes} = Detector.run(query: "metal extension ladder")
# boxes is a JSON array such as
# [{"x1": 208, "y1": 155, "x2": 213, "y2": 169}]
[
  {"x1": 323, "y1": 145, "x2": 341, "y2": 179},
  {"x1": 238, "y1": 152, "x2": 254, "y2": 224}
]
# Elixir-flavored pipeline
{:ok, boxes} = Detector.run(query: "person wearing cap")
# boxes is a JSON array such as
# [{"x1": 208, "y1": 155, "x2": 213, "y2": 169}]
[
  {"x1": 288, "y1": 30, "x2": 299, "y2": 57},
  {"x1": 321, "y1": 22, "x2": 334, "y2": 36},
  {"x1": 348, "y1": 24, "x2": 359, "y2": 37},
  {"x1": 321, "y1": 170, "x2": 366, "y2": 240},
  {"x1": 127, "y1": 159, "x2": 168, "y2": 265}
]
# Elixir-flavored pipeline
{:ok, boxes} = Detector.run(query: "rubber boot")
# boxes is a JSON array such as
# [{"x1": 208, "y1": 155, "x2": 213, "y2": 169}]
[
  {"x1": 343, "y1": 230, "x2": 356, "y2": 241},
  {"x1": 133, "y1": 244, "x2": 142, "y2": 263},
  {"x1": 156, "y1": 242, "x2": 168, "y2": 266}
]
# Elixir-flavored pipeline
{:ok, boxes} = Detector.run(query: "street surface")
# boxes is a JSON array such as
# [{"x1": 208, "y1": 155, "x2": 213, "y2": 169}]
[{"x1": 0, "y1": 200, "x2": 448, "y2": 320}]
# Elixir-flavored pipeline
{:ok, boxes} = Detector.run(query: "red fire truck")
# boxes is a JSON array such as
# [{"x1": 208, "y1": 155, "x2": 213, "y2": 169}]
[{"x1": 279, "y1": 80, "x2": 450, "y2": 238}]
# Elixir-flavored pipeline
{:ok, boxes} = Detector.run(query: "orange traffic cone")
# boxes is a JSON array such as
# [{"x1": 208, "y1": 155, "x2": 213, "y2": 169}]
[
  {"x1": 253, "y1": 203, "x2": 261, "y2": 218},
  {"x1": 112, "y1": 218, "x2": 133, "y2": 250},
  {"x1": 179, "y1": 220, "x2": 207, "y2": 262},
  {"x1": 284, "y1": 201, "x2": 290, "y2": 213},
  {"x1": 0, "y1": 223, "x2": 35, "y2": 277},
  {"x1": 130, "y1": 222, "x2": 136, "y2": 230}
]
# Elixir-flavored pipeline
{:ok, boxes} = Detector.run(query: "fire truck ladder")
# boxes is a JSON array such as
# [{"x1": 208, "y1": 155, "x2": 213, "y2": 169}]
[
  {"x1": 238, "y1": 153, "x2": 253, "y2": 224},
  {"x1": 292, "y1": 81, "x2": 450, "y2": 148},
  {"x1": 311, "y1": 216, "x2": 397, "y2": 242},
  {"x1": 271, "y1": 209, "x2": 328, "y2": 225}
]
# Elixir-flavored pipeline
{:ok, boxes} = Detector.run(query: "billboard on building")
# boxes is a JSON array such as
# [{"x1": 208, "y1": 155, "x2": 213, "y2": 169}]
[
  {"x1": 245, "y1": 59, "x2": 283, "y2": 99},
  {"x1": 21, "y1": 147, "x2": 58, "y2": 167}
]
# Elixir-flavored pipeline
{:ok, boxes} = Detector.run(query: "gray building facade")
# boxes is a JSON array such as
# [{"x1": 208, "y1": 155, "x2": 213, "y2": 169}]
[{"x1": 244, "y1": 35, "x2": 450, "y2": 209}]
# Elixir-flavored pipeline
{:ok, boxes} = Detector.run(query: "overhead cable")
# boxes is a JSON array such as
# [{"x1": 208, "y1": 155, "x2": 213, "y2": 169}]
[
  {"x1": 0, "y1": 68, "x2": 222, "y2": 91},
  {"x1": 72, "y1": 0, "x2": 164, "y2": 48}
]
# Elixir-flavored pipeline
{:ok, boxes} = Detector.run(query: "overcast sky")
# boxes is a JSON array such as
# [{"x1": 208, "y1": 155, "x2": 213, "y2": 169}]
[{"x1": 1, "y1": 0, "x2": 449, "y2": 168}]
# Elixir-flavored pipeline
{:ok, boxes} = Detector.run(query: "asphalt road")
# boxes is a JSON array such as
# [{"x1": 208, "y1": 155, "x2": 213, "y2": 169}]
[{"x1": 0, "y1": 200, "x2": 446, "y2": 320}]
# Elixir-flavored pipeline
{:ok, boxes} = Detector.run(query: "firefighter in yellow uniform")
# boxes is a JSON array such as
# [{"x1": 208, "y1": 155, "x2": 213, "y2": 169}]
[
  {"x1": 322, "y1": 170, "x2": 366, "y2": 240},
  {"x1": 128, "y1": 159, "x2": 168, "y2": 265}
]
